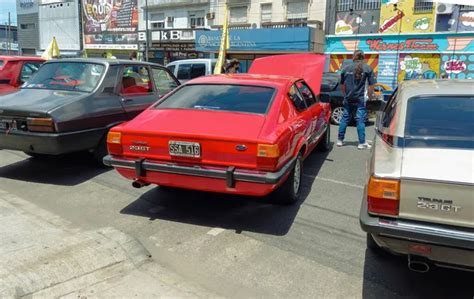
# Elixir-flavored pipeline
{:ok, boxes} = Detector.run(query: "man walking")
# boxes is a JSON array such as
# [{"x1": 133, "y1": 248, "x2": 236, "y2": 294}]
[{"x1": 337, "y1": 50, "x2": 376, "y2": 150}]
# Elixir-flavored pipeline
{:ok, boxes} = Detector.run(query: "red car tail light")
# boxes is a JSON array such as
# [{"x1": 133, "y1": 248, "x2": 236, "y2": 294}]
[
  {"x1": 27, "y1": 117, "x2": 56, "y2": 132},
  {"x1": 257, "y1": 144, "x2": 279, "y2": 158},
  {"x1": 107, "y1": 131, "x2": 123, "y2": 155},
  {"x1": 367, "y1": 176, "x2": 400, "y2": 216}
]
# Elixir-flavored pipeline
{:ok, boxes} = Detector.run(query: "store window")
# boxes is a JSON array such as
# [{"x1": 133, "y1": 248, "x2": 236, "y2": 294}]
[
  {"x1": 230, "y1": 6, "x2": 248, "y2": 23},
  {"x1": 261, "y1": 3, "x2": 272, "y2": 23},
  {"x1": 287, "y1": 1, "x2": 308, "y2": 22},
  {"x1": 414, "y1": 0, "x2": 433, "y2": 13},
  {"x1": 150, "y1": 13, "x2": 164, "y2": 29},
  {"x1": 189, "y1": 10, "x2": 205, "y2": 28}
]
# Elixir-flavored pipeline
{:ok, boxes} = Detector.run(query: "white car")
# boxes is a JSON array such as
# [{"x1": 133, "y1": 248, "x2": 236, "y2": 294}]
[
  {"x1": 166, "y1": 59, "x2": 217, "y2": 83},
  {"x1": 360, "y1": 80, "x2": 473, "y2": 272}
]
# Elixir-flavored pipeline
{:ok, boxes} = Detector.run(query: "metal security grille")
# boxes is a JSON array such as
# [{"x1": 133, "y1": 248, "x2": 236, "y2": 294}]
[
  {"x1": 414, "y1": 0, "x2": 433, "y2": 13},
  {"x1": 337, "y1": 0, "x2": 380, "y2": 12},
  {"x1": 460, "y1": 5, "x2": 474, "y2": 11},
  {"x1": 336, "y1": 0, "x2": 353, "y2": 12}
]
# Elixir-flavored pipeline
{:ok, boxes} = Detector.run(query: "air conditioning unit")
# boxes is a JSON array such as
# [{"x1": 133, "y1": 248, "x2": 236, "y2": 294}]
[
  {"x1": 166, "y1": 16, "x2": 174, "y2": 23},
  {"x1": 206, "y1": 12, "x2": 215, "y2": 20},
  {"x1": 437, "y1": 3, "x2": 454, "y2": 14}
]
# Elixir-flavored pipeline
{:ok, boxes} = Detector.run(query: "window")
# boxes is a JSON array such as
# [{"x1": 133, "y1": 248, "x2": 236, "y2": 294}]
[
  {"x1": 189, "y1": 10, "x2": 205, "y2": 28},
  {"x1": 150, "y1": 12, "x2": 164, "y2": 29},
  {"x1": 151, "y1": 22, "x2": 164, "y2": 29},
  {"x1": 167, "y1": 65, "x2": 175, "y2": 74},
  {"x1": 288, "y1": 84, "x2": 307, "y2": 112},
  {"x1": 23, "y1": 62, "x2": 104, "y2": 93},
  {"x1": 261, "y1": 3, "x2": 272, "y2": 23},
  {"x1": 459, "y1": 5, "x2": 474, "y2": 11},
  {"x1": 414, "y1": 0, "x2": 433, "y2": 13},
  {"x1": 20, "y1": 23, "x2": 35, "y2": 30},
  {"x1": 295, "y1": 81, "x2": 317, "y2": 107},
  {"x1": 151, "y1": 67, "x2": 178, "y2": 97},
  {"x1": 336, "y1": 0, "x2": 353, "y2": 12},
  {"x1": 381, "y1": 90, "x2": 399, "y2": 128},
  {"x1": 354, "y1": 0, "x2": 380, "y2": 10},
  {"x1": 20, "y1": 62, "x2": 42, "y2": 83},
  {"x1": 177, "y1": 63, "x2": 206, "y2": 80},
  {"x1": 287, "y1": 1, "x2": 308, "y2": 22},
  {"x1": 230, "y1": 6, "x2": 248, "y2": 23},
  {"x1": 404, "y1": 96, "x2": 474, "y2": 149},
  {"x1": 121, "y1": 66, "x2": 153, "y2": 95},
  {"x1": 155, "y1": 84, "x2": 276, "y2": 114}
]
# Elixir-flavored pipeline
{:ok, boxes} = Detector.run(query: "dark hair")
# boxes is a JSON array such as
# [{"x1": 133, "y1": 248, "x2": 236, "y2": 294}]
[
  {"x1": 129, "y1": 51, "x2": 137, "y2": 60},
  {"x1": 353, "y1": 50, "x2": 365, "y2": 81}
]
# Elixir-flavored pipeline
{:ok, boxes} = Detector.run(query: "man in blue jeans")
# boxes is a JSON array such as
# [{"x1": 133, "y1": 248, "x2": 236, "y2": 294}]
[{"x1": 337, "y1": 49, "x2": 376, "y2": 150}]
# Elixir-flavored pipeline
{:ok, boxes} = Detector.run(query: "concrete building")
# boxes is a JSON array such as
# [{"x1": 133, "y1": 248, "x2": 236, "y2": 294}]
[
  {"x1": 0, "y1": 25, "x2": 18, "y2": 55},
  {"x1": 16, "y1": 0, "x2": 40, "y2": 54}
]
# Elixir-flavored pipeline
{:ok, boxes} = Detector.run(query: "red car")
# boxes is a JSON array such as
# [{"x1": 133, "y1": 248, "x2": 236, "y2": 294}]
[
  {"x1": 104, "y1": 54, "x2": 331, "y2": 204},
  {"x1": 0, "y1": 56, "x2": 45, "y2": 94}
]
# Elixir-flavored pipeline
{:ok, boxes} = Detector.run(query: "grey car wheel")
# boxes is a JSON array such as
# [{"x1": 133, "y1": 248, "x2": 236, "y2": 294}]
[{"x1": 331, "y1": 106, "x2": 344, "y2": 125}]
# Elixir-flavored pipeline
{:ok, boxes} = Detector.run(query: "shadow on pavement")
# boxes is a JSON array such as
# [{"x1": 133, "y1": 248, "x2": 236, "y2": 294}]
[
  {"x1": 0, "y1": 152, "x2": 110, "y2": 186},
  {"x1": 362, "y1": 248, "x2": 474, "y2": 298},
  {"x1": 120, "y1": 144, "x2": 332, "y2": 236}
]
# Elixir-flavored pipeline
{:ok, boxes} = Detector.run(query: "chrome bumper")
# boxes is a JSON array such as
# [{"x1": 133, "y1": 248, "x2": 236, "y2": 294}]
[{"x1": 103, "y1": 155, "x2": 296, "y2": 187}]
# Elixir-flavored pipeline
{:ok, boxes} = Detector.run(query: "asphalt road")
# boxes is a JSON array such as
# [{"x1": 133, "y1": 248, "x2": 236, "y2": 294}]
[{"x1": 0, "y1": 124, "x2": 472, "y2": 298}]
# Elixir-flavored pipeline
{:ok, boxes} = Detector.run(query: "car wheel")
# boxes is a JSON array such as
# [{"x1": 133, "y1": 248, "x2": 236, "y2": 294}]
[
  {"x1": 316, "y1": 124, "x2": 330, "y2": 152},
  {"x1": 331, "y1": 106, "x2": 344, "y2": 125},
  {"x1": 273, "y1": 153, "x2": 303, "y2": 205},
  {"x1": 93, "y1": 136, "x2": 109, "y2": 167}
]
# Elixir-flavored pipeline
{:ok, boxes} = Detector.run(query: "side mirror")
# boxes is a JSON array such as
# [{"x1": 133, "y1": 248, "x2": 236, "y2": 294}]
[{"x1": 366, "y1": 99, "x2": 386, "y2": 112}]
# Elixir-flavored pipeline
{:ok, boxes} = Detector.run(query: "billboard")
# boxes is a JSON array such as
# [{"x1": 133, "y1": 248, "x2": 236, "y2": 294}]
[{"x1": 83, "y1": 0, "x2": 138, "y2": 50}]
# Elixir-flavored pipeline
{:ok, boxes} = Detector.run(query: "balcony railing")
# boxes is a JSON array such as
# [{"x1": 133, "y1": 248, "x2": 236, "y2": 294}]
[
  {"x1": 261, "y1": 20, "x2": 323, "y2": 29},
  {"x1": 147, "y1": 0, "x2": 210, "y2": 8}
]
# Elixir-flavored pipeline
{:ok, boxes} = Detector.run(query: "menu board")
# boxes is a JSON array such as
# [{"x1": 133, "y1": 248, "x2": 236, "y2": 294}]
[{"x1": 83, "y1": 0, "x2": 138, "y2": 50}]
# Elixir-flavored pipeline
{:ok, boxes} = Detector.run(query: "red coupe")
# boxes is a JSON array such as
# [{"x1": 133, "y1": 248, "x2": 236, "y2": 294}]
[
  {"x1": 104, "y1": 54, "x2": 331, "y2": 204},
  {"x1": 0, "y1": 56, "x2": 45, "y2": 94}
]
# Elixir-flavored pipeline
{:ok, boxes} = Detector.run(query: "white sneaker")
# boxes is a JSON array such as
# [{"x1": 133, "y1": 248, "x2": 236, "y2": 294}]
[
  {"x1": 358, "y1": 142, "x2": 372, "y2": 150},
  {"x1": 336, "y1": 140, "x2": 344, "y2": 147}
]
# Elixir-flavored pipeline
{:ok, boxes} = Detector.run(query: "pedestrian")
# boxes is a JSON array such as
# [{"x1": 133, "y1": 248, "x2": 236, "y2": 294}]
[
  {"x1": 337, "y1": 49, "x2": 376, "y2": 150},
  {"x1": 129, "y1": 51, "x2": 137, "y2": 60},
  {"x1": 225, "y1": 59, "x2": 240, "y2": 74}
]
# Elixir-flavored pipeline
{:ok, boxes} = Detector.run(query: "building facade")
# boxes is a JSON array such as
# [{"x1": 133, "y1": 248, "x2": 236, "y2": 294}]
[
  {"x1": 17, "y1": 0, "x2": 40, "y2": 54},
  {"x1": 0, "y1": 25, "x2": 18, "y2": 55},
  {"x1": 325, "y1": 0, "x2": 474, "y2": 87}
]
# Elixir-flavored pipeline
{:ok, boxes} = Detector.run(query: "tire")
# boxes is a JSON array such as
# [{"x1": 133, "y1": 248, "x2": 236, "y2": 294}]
[
  {"x1": 331, "y1": 106, "x2": 344, "y2": 125},
  {"x1": 316, "y1": 124, "x2": 330, "y2": 152},
  {"x1": 92, "y1": 136, "x2": 109, "y2": 167},
  {"x1": 273, "y1": 153, "x2": 303, "y2": 205}
]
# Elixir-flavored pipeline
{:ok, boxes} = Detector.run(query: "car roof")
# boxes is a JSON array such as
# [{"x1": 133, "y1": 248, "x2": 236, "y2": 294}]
[
  {"x1": 184, "y1": 73, "x2": 298, "y2": 88},
  {"x1": 167, "y1": 58, "x2": 217, "y2": 65},
  {"x1": 42, "y1": 58, "x2": 165, "y2": 67},
  {"x1": 0, "y1": 55, "x2": 45, "y2": 62},
  {"x1": 400, "y1": 80, "x2": 473, "y2": 99}
]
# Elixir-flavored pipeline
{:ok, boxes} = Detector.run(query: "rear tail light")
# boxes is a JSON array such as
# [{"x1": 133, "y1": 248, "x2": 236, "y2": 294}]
[
  {"x1": 27, "y1": 117, "x2": 56, "y2": 132},
  {"x1": 257, "y1": 144, "x2": 279, "y2": 158},
  {"x1": 367, "y1": 176, "x2": 400, "y2": 216},
  {"x1": 107, "y1": 131, "x2": 122, "y2": 155}
]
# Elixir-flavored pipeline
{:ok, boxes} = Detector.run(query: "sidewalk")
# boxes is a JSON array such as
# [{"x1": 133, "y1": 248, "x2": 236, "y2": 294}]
[{"x1": 0, "y1": 188, "x2": 216, "y2": 298}]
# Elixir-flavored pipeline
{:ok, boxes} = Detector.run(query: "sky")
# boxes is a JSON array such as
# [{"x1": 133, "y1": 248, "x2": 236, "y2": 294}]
[{"x1": 0, "y1": 0, "x2": 17, "y2": 25}]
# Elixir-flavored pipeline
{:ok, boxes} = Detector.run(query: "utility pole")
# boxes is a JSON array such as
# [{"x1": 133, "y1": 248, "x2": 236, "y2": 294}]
[
  {"x1": 7, "y1": 12, "x2": 11, "y2": 54},
  {"x1": 144, "y1": 0, "x2": 149, "y2": 61}
]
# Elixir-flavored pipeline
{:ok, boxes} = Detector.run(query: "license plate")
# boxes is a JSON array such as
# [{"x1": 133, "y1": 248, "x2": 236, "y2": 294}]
[{"x1": 169, "y1": 141, "x2": 201, "y2": 158}]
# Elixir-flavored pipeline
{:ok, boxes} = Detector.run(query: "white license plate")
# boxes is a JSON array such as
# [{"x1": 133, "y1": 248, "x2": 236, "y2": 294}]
[{"x1": 169, "y1": 141, "x2": 201, "y2": 158}]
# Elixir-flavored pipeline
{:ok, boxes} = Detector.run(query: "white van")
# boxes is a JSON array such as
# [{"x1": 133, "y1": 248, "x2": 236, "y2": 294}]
[{"x1": 166, "y1": 59, "x2": 217, "y2": 83}]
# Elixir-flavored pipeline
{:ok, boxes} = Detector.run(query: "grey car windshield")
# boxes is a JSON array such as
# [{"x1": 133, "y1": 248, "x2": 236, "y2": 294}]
[
  {"x1": 405, "y1": 96, "x2": 474, "y2": 149},
  {"x1": 155, "y1": 84, "x2": 275, "y2": 114},
  {"x1": 23, "y1": 62, "x2": 104, "y2": 92}
]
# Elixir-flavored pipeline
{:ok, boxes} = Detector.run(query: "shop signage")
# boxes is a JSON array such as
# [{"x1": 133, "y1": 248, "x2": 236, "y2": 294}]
[
  {"x1": 19, "y1": 0, "x2": 34, "y2": 8},
  {"x1": 139, "y1": 30, "x2": 195, "y2": 42},
  {"x1": 335, "y1": 20, "x2": 353, "y2": 35},
  {"x1": 151, "y1": 42, "x2": 195, "y2": 51},
  {"x1": 379, "y1": 11, "x2": 404, "y2": 33},
  {"x1": 444, "y1": 59, "x2": 467, "y2": 74},
  {"x1": 366, "y1": 38, "x2": 439, "y2": 51}
]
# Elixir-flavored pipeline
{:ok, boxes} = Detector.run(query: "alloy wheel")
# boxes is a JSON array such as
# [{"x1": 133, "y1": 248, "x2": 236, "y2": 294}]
[
  {"x1": 293, "y1": 159, "x2": 301, "y2": 194},
  {"x1": 332, "y1": 107, "x2": 344, "y2": 125}
]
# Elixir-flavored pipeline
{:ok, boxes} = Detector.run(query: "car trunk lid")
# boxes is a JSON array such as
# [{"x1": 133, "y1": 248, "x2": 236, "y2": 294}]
[
  {"x1": 399, "y1": 148, "x2": 474, "y2": 228},
  {"x1": 119, "y1": 109, "x2": 266, "y2": 169}
]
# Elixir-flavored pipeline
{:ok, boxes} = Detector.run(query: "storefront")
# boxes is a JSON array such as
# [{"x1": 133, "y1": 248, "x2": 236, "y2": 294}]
[
  {"x1": 195, "y1": 27, "x2": 320, "y2": 73},
  {"x1": 325, "y1": 32, "x2": 474, "y2": 88},
  {"x1": 138, "y1": 29, "x2": 207, "y2": 65}
]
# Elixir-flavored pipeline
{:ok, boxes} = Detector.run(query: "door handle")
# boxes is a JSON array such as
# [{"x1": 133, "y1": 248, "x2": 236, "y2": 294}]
[{"x1": 121, "y1": 98, "x2": 133, "y2": 103}]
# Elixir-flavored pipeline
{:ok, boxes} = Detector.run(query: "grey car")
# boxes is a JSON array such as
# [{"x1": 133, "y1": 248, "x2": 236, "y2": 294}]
[
  {"x1": 360, "y1": 80, "x2": 473, "y2": 272},
  {"x1": 0, "y1": 58, "x2": 179, "y2": 164}
]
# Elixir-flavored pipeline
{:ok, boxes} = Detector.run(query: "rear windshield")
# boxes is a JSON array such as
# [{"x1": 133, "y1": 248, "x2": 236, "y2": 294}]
[
  {"x1": 155, "y1": 84, "x2": 275, "y2": 114},
  {"x1": 405, "y1": 96, "x2": 474, "y2": 149}
]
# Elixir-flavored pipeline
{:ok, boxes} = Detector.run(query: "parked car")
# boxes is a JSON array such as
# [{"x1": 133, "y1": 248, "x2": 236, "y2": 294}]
[
  {"x1": 166, "y1": 58, "x2": 217, "y2": 83},
  {"x1": 0, "y1": 56, "x2": 45, "y2": 94},
  {"x1": 320, "y1": 72, "x2": 392, "y2": 125},
  {"x1": 104, "y1": 54, "x2": 331, "y2": 204},
  {"x1": 360, "y1": 80, "x2": 473, "y2": 272},
  {"x1": 0, "y1": 58, "x2": 179, "y2": 164}
]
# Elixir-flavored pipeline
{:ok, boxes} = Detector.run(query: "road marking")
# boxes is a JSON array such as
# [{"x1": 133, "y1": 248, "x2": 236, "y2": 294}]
[
  {"x1": 207, "y1": 227, "x2": 226, "y2": 236},
  {"x1": 303, "y1": 174, "x2": 364, "y2": 189}
]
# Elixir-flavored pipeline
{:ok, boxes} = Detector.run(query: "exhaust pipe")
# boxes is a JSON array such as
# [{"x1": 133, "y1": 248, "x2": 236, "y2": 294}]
[
  {"x1": 132, "y1": 180, "x2": 150, "y2": 188},
  {"x1": 408, "y1": 255, "x2": 430, "y2": 273}
]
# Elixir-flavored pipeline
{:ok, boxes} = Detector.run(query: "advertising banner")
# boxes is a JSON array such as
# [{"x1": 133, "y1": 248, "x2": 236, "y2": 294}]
[
  {"x1": 379, "y1": 0, "x2": 436, "y2": 34},
  {"x1": 83, "y1": 0, "x2": 138, "y2": 50}
]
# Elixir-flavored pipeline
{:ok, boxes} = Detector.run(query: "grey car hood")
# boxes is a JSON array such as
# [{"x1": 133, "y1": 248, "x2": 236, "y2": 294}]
[{"x1": 0, "y1": 88, "x2": 87, "y2": 116}]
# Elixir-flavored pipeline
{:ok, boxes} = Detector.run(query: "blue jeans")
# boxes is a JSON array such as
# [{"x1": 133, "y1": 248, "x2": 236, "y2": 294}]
[{"x1": 338, "y1": 100, "x2": 367, "y2": 144}]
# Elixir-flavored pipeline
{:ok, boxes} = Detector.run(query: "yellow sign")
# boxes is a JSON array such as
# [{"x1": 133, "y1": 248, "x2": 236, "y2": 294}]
[
  {"x1": 379, "y1": 0, "x2": 436, "y2": 34},
  {"x1": 398, "y1": 54, "x2": 440, "y2": 82}
]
